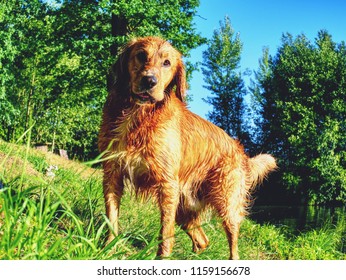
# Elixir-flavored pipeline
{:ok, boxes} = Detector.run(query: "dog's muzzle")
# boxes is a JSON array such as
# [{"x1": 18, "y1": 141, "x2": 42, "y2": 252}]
[{"x1": 132, "y1": 75, "x2": 159, "y2": 104}]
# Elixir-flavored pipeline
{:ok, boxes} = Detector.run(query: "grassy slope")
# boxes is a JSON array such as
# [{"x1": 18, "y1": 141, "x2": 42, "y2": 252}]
[{"x1": 0, "y1": 139, "x2": 345, "y2": 260}]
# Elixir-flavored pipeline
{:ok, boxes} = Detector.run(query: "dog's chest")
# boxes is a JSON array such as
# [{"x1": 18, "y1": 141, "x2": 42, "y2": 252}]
[
  {"x1": 112, "y1": 134, "x2": 149, "y2": 181},
  {"x1": 110, "y1": 115, "x2": 156, "y2": 184},
  {"x1": 109, "y1": 106, "x2": 180, "y2": 186}
]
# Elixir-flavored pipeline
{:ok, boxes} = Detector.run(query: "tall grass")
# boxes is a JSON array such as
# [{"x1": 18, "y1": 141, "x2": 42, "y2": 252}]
[{"x1": 0, "y1": 139, "x2": 345, "y2": 260}]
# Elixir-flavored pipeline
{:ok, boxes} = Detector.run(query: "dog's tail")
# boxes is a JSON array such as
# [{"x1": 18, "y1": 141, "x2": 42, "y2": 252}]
[{"x1": 248, "y1": 154, "x2": 277, "y2": 189}]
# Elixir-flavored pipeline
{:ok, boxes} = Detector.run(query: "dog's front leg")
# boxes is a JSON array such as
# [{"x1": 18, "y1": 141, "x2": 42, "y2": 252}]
[
  {"x1": 157, "y1": 181, "x2": 180, "y2": 258},
  {"x1": 103, "y1": 164, "x2": 124, "y2": 244}
]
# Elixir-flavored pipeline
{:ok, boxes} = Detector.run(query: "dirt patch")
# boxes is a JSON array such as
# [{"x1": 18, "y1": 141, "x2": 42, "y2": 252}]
[
  {"x1": 0, "y1": 140, "x2": 101, "y2": 182},
  {"x1": 42, "y1": 151, "x2": 102, "y2": 180},
  {"x1": 0, "y1": 151, "x2": 42, "y2": 181}
]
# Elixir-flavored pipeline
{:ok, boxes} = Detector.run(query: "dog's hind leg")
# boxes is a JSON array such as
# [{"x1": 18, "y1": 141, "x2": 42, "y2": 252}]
[
  {"x1": 222, "y1": 218, "x2": 241, "y2": 260},
  {"x1": 176, "y1": 208, "x2": 209, "y2": 253},
  {"x1": 215, "y1": 200, "x2": 242, "y2": 260},
  {"x1": 214, "y1": 169, "x2": 247, "y2": 260}
]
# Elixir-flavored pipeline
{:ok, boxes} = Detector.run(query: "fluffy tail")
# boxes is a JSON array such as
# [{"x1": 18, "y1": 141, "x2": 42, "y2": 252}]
[{"x1": 248, "y1": 154, "x2": 277, "y2": 188}]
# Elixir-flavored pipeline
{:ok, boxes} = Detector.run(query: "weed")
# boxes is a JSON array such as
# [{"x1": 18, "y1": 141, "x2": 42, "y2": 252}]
[{"x1": 0, "y1": 139, "x2": 345, "y2": 260}]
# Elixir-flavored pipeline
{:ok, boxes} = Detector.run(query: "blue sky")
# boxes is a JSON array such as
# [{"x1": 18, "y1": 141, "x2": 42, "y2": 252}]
[{"x1": 187, "y1": 0, "x2": 346, "y2": 118}]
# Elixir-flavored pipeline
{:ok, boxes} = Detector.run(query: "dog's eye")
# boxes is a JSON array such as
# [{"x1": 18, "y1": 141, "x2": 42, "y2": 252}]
[
  {"x1": 163, "y1": 59, "x2": 171, "y2": 67},
  {"x1": 136, "y1": 52, "x2": 147, "y2": 63}
]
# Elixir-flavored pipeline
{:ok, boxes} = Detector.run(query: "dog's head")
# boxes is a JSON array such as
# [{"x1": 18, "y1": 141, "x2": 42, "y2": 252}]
[{"x1": 109, "y1": 37, "x2": 187, "y2": 104}]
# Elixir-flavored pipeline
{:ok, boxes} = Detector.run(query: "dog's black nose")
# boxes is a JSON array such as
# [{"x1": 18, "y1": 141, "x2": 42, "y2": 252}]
[{"x1": 141, "y1": 75, "x2": 158, "y2": 90}]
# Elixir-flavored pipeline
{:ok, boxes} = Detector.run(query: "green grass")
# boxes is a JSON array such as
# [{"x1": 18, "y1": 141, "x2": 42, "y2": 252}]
[{"x1": 0, "y1": 139, "x2": 345, "y2": 260}]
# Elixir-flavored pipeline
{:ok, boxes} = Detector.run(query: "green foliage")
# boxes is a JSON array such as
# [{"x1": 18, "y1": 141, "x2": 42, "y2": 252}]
[
  {"x1": 109, "y1": 0, "x2": 203, "y2": 54},
  {"x1": 202, "y1": 16, "x2": 249, "y2": 141},
  {"x1": 251, "y1": 30, "x2": 346, "y2": 204},
  {"x1": 292, "y1": 225, "x2": 344, "y2": 260},
  {"x1": 1, "y1": 140, "x2": 344, "y2": 260},
  {"x1": 0, "y1": 0, "x2": 21, "y2": 140},
  {"x1": 0, "y1": 0, "x2": 204, "y2": 159}
]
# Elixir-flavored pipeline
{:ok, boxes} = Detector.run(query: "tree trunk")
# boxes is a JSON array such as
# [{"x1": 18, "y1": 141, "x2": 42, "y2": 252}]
[{"x1": 110, "y1": 10, "x2": 128, "y2": 56}]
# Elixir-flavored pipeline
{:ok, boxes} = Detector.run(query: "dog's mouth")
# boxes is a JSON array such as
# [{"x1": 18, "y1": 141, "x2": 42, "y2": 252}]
[{"x1": 131, "y1": 91, "x2": 157, "y2": 104}]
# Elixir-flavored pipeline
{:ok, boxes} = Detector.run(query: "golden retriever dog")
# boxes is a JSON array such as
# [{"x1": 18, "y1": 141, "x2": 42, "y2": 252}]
[{"x1": 98, "y1": 36, "x2": 277, "y2": 259}]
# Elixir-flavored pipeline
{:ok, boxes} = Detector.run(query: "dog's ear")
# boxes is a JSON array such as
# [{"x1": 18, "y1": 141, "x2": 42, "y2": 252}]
[
  {"x1": 173, "y1": 59, "x2": 187, "y2": 102},
  {"x1": 107, "y1": 39, "x2": 137, "y2": 92}
]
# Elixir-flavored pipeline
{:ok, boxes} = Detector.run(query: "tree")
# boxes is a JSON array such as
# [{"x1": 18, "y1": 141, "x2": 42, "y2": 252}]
[
  {"x1": 0, "y1": 1, "x2": 19, "y2": 140},
  {"x1": 0, "y1": 0, "x2": 204, "y2": 159},
  {"x1": 109, "y1": 0, "x2": 205, "y2": 77},
  {"x1": 252, "y1": 31, "x2": 346, "y2": 204},
  {"x1": 202, "y1": 16, "x2": 248, "y2": 141},
  {"x1": 1, "y1": 0, "x2": 54, "y2": 141},
  {"x1": 249, "y1": 47, "x2": 275, "y2": 152}
]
